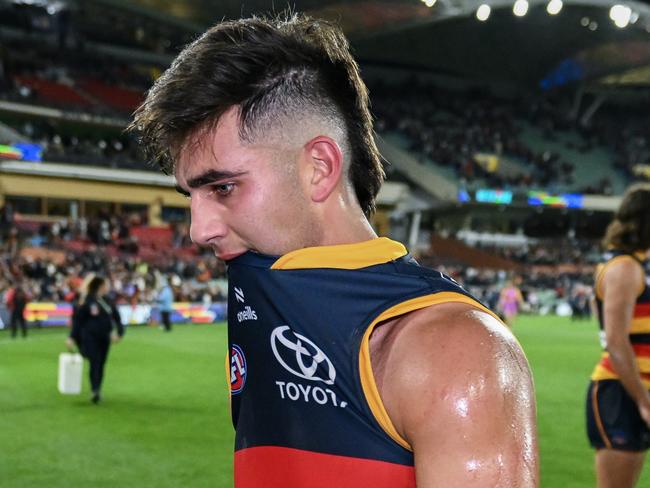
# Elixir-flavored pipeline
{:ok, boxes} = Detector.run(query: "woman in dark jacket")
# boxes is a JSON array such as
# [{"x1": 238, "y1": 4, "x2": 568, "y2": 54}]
[{"x1": 67, "y1": 276, "x2": 124, "y2": 403}]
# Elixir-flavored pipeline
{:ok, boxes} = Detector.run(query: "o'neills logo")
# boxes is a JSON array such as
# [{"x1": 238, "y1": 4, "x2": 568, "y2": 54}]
[{"x1": 237, "y1": 306, "x2": 258, "y2": 323}]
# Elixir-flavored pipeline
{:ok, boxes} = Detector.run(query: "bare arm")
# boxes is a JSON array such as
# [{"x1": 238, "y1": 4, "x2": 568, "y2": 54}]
[
  {"x1": 497, "y1": 289, "x2": 506, "y2": 309},
  {"x1": 600, "y1": 258, "x2": 650, "y2": 426},
  {"x1": 376, "y1": 303, "x2": 538, "y2": 487},
  {"x1": 516, "y1": 288, "x2": 525, "y2": 307}
]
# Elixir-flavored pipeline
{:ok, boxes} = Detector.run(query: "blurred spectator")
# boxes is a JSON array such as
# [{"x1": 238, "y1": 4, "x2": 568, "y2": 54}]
[
  {"x1": 5, "y1": 282, "x2": 30, "y2": 338},
  {"x1": 154, "y1": 273, "x2": 175, "y2": 332}
]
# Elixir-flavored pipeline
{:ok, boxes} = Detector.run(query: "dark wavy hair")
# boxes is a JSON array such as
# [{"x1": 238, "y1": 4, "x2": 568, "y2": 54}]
[
  {"x1": 603, "y1": 183, "x2": 650, "y2": 253},
  {"x1": 129, "y1": 13, "x2": 384, "y2": 216}
]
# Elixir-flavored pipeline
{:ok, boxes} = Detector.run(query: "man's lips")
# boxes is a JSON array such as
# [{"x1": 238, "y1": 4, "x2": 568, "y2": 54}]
[{"x1": 217, "y1": 250, "x2": 246, "y2": 261}]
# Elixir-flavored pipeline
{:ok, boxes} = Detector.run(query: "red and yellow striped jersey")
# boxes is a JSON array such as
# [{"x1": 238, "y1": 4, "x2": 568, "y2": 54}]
[{"x1": 591, "y1": 250, "x2": 650, "y2": 387}]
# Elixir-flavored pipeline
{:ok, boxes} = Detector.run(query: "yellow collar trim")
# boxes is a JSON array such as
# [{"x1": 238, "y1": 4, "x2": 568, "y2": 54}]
[{"x1": 271, "y1": 237, "x2": 408, "y2": 270}]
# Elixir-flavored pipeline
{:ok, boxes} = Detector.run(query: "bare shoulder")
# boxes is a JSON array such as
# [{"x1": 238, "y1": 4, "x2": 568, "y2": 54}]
[
  {"x1": 602, "y1": 256, "x2": 644, "y2": 286},
  {"x1": 370, "y1": 301, "x2": 538, "y2": 486},
  {"x1": 372, "y1": 302, "x2": 531, "y2": 405}
]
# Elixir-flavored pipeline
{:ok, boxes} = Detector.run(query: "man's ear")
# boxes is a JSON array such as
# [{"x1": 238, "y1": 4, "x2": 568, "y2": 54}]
[{"x1": 304, "y1": 136, "x2": 344, "y2": 203}]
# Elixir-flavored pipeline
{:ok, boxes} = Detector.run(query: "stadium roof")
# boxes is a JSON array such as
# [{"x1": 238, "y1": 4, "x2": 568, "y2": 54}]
[
  {"x1": 10, "y1": 0, "x2": 650, "y2": 89},
  {"x1": 93, "y1": 0, "x2": 650, "y2": 89}
]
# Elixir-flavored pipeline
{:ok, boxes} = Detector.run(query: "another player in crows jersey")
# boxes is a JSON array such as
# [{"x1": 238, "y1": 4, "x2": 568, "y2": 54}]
[
  {"x1": 132, "y1": 14, "x2": 538, "y2": 487},
  {"x1": 587, "y1": 184, "x2": 650, "y2": 488}
]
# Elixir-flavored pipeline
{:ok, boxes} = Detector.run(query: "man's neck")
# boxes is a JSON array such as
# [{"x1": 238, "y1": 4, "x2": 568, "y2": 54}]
[{"x1": 317, "y1": 201, "x2": 377, "y2": 247}]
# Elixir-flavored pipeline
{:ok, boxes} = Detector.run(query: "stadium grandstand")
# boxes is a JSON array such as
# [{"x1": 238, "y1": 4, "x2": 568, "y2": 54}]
[
  {"x1": 0, "y1": 0, "x2": 648, "y2": 325},
  {"x1": 2, "y1": 0, "x2": 650, "y2": 486},
  {"x1": 1, "y1": 0, "x2": 650, "y2": 324}
]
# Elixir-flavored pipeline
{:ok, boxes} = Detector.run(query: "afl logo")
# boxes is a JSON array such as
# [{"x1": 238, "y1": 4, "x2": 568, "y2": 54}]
[
  {"x1": 230, "y1": 344, "x2": 247, "y2": 394},
  {"x1": 270, "y1": 326, "x2": 336, "y2": 385}
]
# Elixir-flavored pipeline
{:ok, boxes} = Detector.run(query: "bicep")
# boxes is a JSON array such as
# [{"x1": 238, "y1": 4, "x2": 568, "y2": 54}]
[
  {"x1": 386, "y1": 307, "x2": 538, "y2": 487},
  {"x1": 411, "y1": 350, "x2": 536, "y2": 487}
]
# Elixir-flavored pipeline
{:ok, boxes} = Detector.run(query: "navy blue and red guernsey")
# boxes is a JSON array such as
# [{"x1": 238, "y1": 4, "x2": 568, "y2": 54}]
[
  {"x1": 227, "y1": 238, "x2": 499, "y2": 488},
  {"x1": 592, "y1": 249, "x2": 650, "y2": 387}
]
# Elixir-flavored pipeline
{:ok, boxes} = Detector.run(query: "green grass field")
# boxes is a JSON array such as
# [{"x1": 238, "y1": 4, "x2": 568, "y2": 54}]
[{"x1": 1, "y1": 317, "x2": 649, "y2": 487}]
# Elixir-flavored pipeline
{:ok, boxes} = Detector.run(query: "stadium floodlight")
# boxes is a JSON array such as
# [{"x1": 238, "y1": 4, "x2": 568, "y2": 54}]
[
  {"x1": 476, "y1": 4, "x2": 491, "y2": 21},
  {"x1": 609, "y1": 4, "x2": 632, "y2": 28},
  {"x1": 547, "y1": 0, "x2": 562, "y2": 15},
  {"x1": 513, "y1": 0, "x2": 529, "y2": 17},
  {"x1": 422, "y1": 0, "x2": 437, "y2": 7}
]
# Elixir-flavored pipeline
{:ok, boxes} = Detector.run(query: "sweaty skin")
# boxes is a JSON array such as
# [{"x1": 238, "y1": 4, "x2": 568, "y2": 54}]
[
  {"x1": 176, "y1": 106, "x2": 539, "y2": 487},
  {"x1": 370, "y1": 303, "x2": 538, "y2": 487}
]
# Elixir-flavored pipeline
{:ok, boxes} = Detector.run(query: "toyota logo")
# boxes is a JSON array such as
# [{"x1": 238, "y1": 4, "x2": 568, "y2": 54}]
[{"x1": 270, "y1": 326, "x2": 336, "y2": 385}]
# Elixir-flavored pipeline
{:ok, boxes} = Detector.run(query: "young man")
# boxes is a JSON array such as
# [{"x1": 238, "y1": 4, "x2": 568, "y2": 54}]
[{"x1": 131, "y1": 14, "x2": 538, "y2": 487}]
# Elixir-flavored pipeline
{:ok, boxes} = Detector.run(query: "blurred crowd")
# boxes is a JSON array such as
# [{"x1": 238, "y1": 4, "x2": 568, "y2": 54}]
[
  {"x1": 373, "y1": 81, "x2": 579, "y2": 190},
  {"x1": 0, "y1": 203, "x2": 603, "y2": 321},
  {"x1": 0, "y1": 212, "x2": 227, "y2": 310},
  {"x1": 0, "y1": 47, "x2": 648, "y2": 191},
  {"x1": 0, "y1": 39, "x2": 150, "y2": 117},
  {"x1": 433, "y1": 262, "x2": 594, "y2": 320},
  {"x1": 371, "y1": 80, "x2": 648, "y2": 193},
  {"x1": 0, "y1": 39, "x2": 643, "y2": 322},
  {"x1": 416, "y1": 237, "x2": 598, "y2": 319},
  {"x1": 475, "y1": 239, "x2": 602, "y2": 266}
]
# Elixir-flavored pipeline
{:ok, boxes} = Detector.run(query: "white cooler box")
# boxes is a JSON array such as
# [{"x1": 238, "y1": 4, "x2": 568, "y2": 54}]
[{"x1": 58, "y1": 353, "x2": 83, "y2": 394}]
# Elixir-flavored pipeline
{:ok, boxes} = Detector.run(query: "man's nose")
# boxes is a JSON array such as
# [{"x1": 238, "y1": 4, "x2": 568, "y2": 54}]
[{"x1": 189, "y1": 198, "x2": 227, "y2": 246}]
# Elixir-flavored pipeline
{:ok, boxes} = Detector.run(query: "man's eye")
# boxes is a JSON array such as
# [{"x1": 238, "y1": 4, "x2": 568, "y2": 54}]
[{"x1": 213, "y1": 183, "x2": 234, "y2": 196}]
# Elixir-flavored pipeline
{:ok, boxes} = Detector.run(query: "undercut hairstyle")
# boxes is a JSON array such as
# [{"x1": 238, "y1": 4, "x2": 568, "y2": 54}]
[
  {"x1": 130, "y1": 13, "x2": 384, "y2": 216},
  {"x1": 602, "y1": 183, "x2": 650, "y2": 253}
]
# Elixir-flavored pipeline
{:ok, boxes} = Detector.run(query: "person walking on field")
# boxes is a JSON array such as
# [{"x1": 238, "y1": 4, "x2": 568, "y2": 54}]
[
  {"x1": 66, "y1": 276, "x2": 124, "y2": 404},
  {"x1": 586, "y1": 184, "x2": 650, "y2": 488},
  {"x1": 498, "y1": 279, "x2": 525, "y2": 328},
  {"x1": 7, "y1": 283, "x2": 29, "y2": 338},
  {"x1": 155, "y1": 275, "x2": 174, "y2": 332}
]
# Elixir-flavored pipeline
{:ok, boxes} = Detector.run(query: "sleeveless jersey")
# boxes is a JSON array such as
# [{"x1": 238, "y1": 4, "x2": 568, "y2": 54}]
[
  {"x1": 591, "y1": 249, "x2": 650, "y2": 387},
  {"x1": 227, "y1": 238, "x2": 496, "y2": 487}
]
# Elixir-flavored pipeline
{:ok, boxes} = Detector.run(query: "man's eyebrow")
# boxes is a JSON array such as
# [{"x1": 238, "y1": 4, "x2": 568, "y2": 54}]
[
  {"x1": 175, "y1": 185, "x2": 190, "y2": 197},
  {"x1": 186, "y1": 169, "x2": 248, "y2": 189}
]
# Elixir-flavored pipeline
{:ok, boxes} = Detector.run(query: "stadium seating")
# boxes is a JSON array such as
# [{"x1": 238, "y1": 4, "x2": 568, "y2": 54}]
[
  {"x1": 77, "y1": 79, "x2": 143, "y2": 114},
  {"x1": 0, "y1": 44, "x2": 635, "y2": 322},
  {"x1": 429, "y1": 235, "x2": 521, "y2": 271},
  {"x1": 371, "y1": 81, "x2": 637, "y2": 194},
  {"x1": 14, "y1": 75, "x2": 91, "y2": 108}
]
